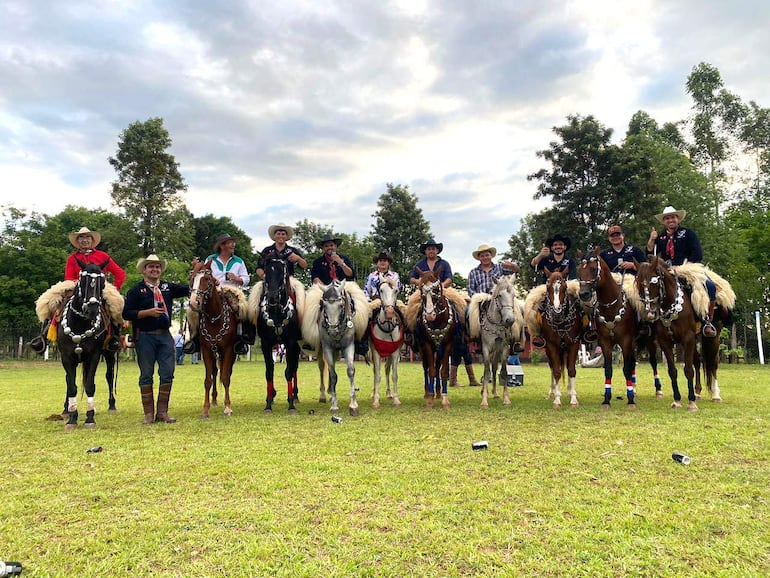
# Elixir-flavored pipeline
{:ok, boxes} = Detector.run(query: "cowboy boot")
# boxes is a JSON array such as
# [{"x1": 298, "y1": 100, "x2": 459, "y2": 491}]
[
  {"x1": 702, "y1": 301, "x2": 718, "y2": 337},
  {"x1": 29, "y1": 319, "x2": 50, "y2": 354},
  {"x1": 449, "y1": 364, "x2": 459, "y2": 387},
  {"x1": 140, "y1": 386, "x2": 155, "y2": 425},
  {"x1": 465, "y1": 364, "x2": 481, "y2": 387},
  {"x1": 155, "y1": 383, "x2": 177, "y2": 423}
]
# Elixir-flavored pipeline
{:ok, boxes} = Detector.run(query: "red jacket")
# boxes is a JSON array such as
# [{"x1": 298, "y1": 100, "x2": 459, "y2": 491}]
[{"x1": 65, "y1": 249, "x2": 126, "y2": 290}]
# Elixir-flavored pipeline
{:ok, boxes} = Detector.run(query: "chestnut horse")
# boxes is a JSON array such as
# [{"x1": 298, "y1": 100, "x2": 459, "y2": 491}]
[
  {"x1": 578, "y1": 248, "x2": 637, "y2": 408},
  {"x1": 189, "y1": 260, "x2": 240, "y2": 418},
  {"x1": 407, "y1": 268, "x2": 464, "y2": 409},
  {"x1": 538, "y1": 269, "x2": 582, "y2": 408}
]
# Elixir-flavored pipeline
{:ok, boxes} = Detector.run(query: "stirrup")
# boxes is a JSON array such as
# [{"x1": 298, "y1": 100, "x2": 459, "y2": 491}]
[
  {"x1": 29, "y1": 335, "x2": 47, "y2": 354},
  {"x1": 702, "y1": 322, "x2": 717, "y2": 337},
  {"x1": 105, "y1": 336, "x2": 121, "y2": 352},
  {"x1": 234, "y1": 340, "x2": 249, "y2": 355},
  {"x1": 531, "y1": 335, "x2": 545, "y2": 349},
  {"x1": 584, "y1": 330, "x2": 598, "y2": 343},
  {"x1": 183, "y1": 339, "x2": 198, "y2": 354},
  {"x1": 512, "y1": 342, "x2": 525, "y2": 354}
]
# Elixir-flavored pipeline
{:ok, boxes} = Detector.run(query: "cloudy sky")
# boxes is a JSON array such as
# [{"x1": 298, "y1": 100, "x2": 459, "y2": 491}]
[{"x1": 2, "y1": 0, "x2": 769, "y2": 275}]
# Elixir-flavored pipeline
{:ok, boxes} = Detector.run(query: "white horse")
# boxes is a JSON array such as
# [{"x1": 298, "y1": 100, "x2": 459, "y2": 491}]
[
  {"x1": 368, "y1": 275, "x2": 406, "y2": 408},
  {"x1": 468, "y1": 275, "x2": 524, "y2": 408},
  {"x1": 302, "y1": 280, "x2": 369, "y2": 416}
]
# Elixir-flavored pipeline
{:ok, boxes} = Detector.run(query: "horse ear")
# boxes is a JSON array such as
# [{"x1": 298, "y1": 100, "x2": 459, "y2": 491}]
[
  {"x1": 76, "y1": 257, "x2": 86, "y2": 269},
  {"x1": 592, "y1": 246, "x2": 600, "y2": 258},
  {"x1": 543, "y1": 266, "x2": 552, "y2": 277},
  {"x1": 99, "y1": 258, "x2": 110, "y2": 270}
]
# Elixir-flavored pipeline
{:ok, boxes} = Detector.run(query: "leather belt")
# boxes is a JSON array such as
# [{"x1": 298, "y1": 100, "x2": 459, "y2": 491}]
[{"x1": 141, "y1": 328, "x2": 169, "y2": 335}]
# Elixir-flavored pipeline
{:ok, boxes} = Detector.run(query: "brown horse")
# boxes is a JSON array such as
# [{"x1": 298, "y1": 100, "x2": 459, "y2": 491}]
[
  {"x1": 189, "y1": 260, "x2": 240, "y2": 418},
  {"x1": 408, "y1": 268, "x2": 461, "y2": 409},
  {"x1": 578, "y1": 247, "x2": 637, "y2": 408},
  {"x1": 634, "y1": 257, "x2": 704, "y2": 410},
  {"x1": 539, "y1": 269, "x2": 582, "y2": 408}
]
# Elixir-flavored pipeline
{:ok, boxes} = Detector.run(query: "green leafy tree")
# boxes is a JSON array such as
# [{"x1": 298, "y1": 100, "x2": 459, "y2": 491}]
[
  {"x1": 190, "y1": 214, "x2": 259, "y2": 273},
  {"x1": 109, "y1": 117, "x2": 190, "y2": 256},
  {"x1": 369, "y1": 184, "x2": 432, "y2": 280}
]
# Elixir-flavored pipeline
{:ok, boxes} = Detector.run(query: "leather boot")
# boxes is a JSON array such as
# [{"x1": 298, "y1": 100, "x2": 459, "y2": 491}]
[
  {"x1": 702, "y1": 301, "x2": 717, "y2": 337},
  {"x1": 466, "y1": 364, "x2": 481, "y2": 387},
  {"x1": 155, "y1": 383, "x2": 177, "y2": 423},
  {"x1": 449, "y1": 365, "x2": 460, "y2": 387},
  {"x1": 140, "y1": 386, "x2": 155, "y2": 425}
]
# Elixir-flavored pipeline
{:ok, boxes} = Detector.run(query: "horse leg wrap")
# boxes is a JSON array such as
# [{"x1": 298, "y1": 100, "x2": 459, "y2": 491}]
[
  {"x1": 140, "y1": 386, "x2": 155, "y2": 425},
  {"x1": 626, "y1": 384, "x2": 636, "y2": 404},
  {"x1": 85, "y1": 409, "x2": 96, "y2": 426},
  {"x1": 267, "y1": 381, "x2": 276, "y2": 400},
  {"x1": 155, "y1": 384, "x2": 176, "y2": 423},
  {"x1": 603, "y1": 386, "x2": 612, "y2": 405}
]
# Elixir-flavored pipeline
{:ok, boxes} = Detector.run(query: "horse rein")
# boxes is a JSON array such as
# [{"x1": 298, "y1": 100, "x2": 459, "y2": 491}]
[
  {"x1": 579, "y1": 256, "x2": 627, "y2": 335},
  {"x1": 261, "y1": 259, "x2": 295, "y2": 333},
  {"x1": 639, "y1": 266, "x2": 684, "y2": 327}
]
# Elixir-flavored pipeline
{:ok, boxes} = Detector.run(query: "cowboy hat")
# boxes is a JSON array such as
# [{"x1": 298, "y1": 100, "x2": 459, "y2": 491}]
[
  {"x1": 472, "y1": 243, "x2": 497, "y2": 260},
  {"x1": 655, "y1": 206, "x2": 687, "y2": 223},
  {"x1": 213, "y1": 233, "x2": 236, "y2": 253},
  {"x1": 136, "y1": 254, "x2": 167, "y2": 274},
  {"x1": 419, "y1": 239, "x2": 443, "y2": 254},
  {"x1": 372, "y1": 251, "x2": 393, "y2": 264},
  {"x1": 316, "y1": 233, "x2": 343, "y2": 248},
  {"x1": 68, "y1": 226, "x2": 101, "y2": 248},
  {"x1": 545, "y1": 234, "x2": 571, "y2": 250},
  {"x1": 268, "y1": 223, "x2": 294, "y2": 241}
]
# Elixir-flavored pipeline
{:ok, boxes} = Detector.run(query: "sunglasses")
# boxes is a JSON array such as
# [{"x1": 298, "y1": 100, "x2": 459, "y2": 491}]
[{"x1": 609, "y1": 232, "x2": 622, "y2": 237}]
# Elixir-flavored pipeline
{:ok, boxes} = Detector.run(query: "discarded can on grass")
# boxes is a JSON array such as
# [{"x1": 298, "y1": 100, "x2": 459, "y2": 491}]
[
  {"x1": 331, "y1": 416, "x2": 343, "y2": 424},
  {"x1": 86, "y1": 446, "x2": 103, "y2": 453},
  {"x1": 472, "y1": 441, "x2": 489, "y2": 451},
  {"x1": 672, "y1": 451, "x2": 690, "y2": 465},
  {"x1": 0, "y1": 560, "x2": 23, "y2": 576}
]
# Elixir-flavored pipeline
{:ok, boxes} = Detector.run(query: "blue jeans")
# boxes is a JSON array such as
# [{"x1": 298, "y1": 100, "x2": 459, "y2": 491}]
[
  {"x1": 137, "y1": 331, "x2": 176, "y2": 386},
  {"x1": 175, "y1": 346, "x2": 184, "y2": 364}
]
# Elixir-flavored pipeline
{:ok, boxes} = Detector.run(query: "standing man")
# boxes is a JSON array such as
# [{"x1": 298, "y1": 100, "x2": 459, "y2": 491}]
[
  {"x1": 174, "y1": 329, "x2": 185, "y2": 365},
  {"x1": 311, "y1": 233, "x2": 355, "y2": 285},
  {"x1": 647, "y1": 205, "x2": 718, "y2": 337},
  {"x1": 256, "y1": 223, "x2": 308, "y2": 280},
  {"x1": 123, "y1": 255, "x2": 190, "y2": 425},
  {"x1": 31, "y1": 226, "x2": 126, "y2": 354},
  {"x1": 186, "y1": 233, "x2": 254, "y2": 355},
  {"x1": 364, "y1": 251, "x2": 401, "y2": 300},
  {"x1": 409, "y1": 239, "x2": 453, "y2": 288},
  {"x1": 600, "y1": 225, "x2": 645, "y2": 274}
]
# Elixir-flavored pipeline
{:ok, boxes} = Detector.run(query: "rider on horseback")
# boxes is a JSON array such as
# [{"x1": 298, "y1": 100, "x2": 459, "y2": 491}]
[
  {"x1": 30, "y1": 226, "x2": 125, "y2": 354},
  {"x1": 646, "y1": 206, "x2": 719, "y2": 337},
  {"x1": 364, "y1": 251, "x2": 401, "y2": 300}
]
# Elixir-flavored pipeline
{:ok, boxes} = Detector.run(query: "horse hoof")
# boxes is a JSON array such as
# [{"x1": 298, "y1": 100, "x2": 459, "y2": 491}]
[
  {"x1": 288, "y1": 408, "x2": 298, "y2": 414},
  {"x1": 687, "y1": 403, "x2": 699, "y2": 412},
  {"x1": 671, "y1": 402, "x2": 682, "y2": 409},
  {"x1": 655, "y1": 391, "x2": 664, "y2": 399},
  {"x1": 480, "y1": 402, "x2": 489, "y2": 409},
  {"x1": 264, "y1": 408, "x2": 273, "y2": 414},
  {"x1": 224, "y1": 409, "x2": 233, "y2": 417},
  {"x1": 108, "y1": 408, "x2": 117, "y2": 414},
  {"x1": 627, "y1": 403, "x2": 637, "y2": 410},
  {"x1": 712, "y1": 397, "x2": 722, "y2": 403},
  {"x1": 393, "y1": 400, "x2": 401, "y2": 407},
  {"x1": 84, "y1": 422, "x2": 97, "y2": 429},
  {"x1": 318, "y1": 398, "x2": 327, "y2": 404},
  {"x1": 570, "y1": 402, "x2": 579, "y2": 408},
  {"x1": 64, "y1": 423, "x2": 77, "y2": 431},
  {"x1": 695, "y1": 393, "x2": 702, "y2": 400},
  {"x1": 200, "y1": 414, "x2": 210, "y2": 419},
  {"x1": 349, "y1": 407, "x2": 359, "y2": 417},
  {"x1": 601, "y1": 404, "x2": 610, "y2": 410},
  {"x1": 552, "y1": 403, "x2": 561, "y2": 410},
  {"x1": 425, "y1": 399, "x2": 434, "y2": 409},
  {"x1": 372, "y1": 401, "x2": 380, "y2": 409},
  {"x1": 441, "y1": 401, "x2": 450, "y2": 410}
]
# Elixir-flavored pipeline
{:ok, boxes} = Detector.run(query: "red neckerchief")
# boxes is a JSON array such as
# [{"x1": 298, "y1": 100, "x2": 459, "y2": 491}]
[
  {"x1": 326, "y1": 255, "x2": 337, "y2": 280},
  {"x1": 665, "y1": 228, "x2": 677, "y2": 260}
]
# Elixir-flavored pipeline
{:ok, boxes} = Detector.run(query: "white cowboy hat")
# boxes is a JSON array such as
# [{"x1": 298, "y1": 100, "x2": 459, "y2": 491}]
[
  {"x1": 136, "y1": 254, "x2": 168, "y2": 274},
  {"x1": 69, "y1": 226, "x2": 101, "y2": 248},
  {"x1": 655, "y1": 206, "x2": 687, "y2": 223},
  {"x1": 268, "y1": 223, "x2": 294, "y2": 241},
  {"x1": 472, "y1": 243, "x2": 497, "y2": 260}
]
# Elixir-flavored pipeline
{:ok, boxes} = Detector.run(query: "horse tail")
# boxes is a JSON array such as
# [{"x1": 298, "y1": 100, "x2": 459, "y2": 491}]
[{"x1": 301, "y1": 285, "x2": 323, "y2": 349}]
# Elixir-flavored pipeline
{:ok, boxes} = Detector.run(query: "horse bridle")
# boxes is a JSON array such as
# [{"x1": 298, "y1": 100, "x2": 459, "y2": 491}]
[
  {"x1": 61, "y1": 269, "x2": 106, "y2": 354},
  {"x1": 579, "y1": 256, "x2": 627, "y2": 334},
  {"x1": 420, "y1": 280, "x2": 454, "y2": 345},
  {"x1": 321, "y1": 284, "x2": 354, "y2": 340},
  {"x1": 374, "y1": 278, "x2": 401, "y2": 334},
  {"x1": 639, "y1": 265, "x2": 684, "y2": 327},
  {"x1": 192, "y1": 268, "x2": 234, "y2": 349},
  {"x1": 543, "y1": 276, "x2": 580, "y2": 342},
  {"x1": 261, "y1": 259, "x2": 295, "y2": 334},
  {"x1": 481, "y1": 281, "x2": 515, "y2": 336}
]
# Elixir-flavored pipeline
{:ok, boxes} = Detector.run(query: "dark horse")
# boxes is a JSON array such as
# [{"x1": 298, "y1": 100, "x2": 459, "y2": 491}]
[
  {"x1": 251, "y1": 258, "x2": 303, "y2": 413},
  {"x1": 634, "y1": 257, "x2": 722, "y2": 410},
  {"x1": 189, "y1": 260, "x2": 239, "y2": 418},
  {"x1": 412, "y1": 268, "x2": 459, "y2": 409},
  {"x1": 578, "y1": 247, "x2": 637, "y2": 408},
  {"x1": 539, "y1": 269, "x2": 582, "y2": 408},
  {"x1": 57, "y1": 259, "x2": 111, "y2": 431}
]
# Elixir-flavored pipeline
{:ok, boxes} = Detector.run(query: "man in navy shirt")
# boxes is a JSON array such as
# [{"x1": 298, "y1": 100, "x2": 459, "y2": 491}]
[{"x1": 600, "y1": 225, "x2": 645, "y2": 275}]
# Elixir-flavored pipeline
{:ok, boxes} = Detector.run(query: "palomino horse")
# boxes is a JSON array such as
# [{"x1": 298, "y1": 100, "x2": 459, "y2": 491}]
[
  {"x1": 406, "y1": 268, "x2": 464, "y2": 409},
  {"x1": 368, "y1": 274, "x2": 406, "y2": 408},
  {"x1": 56, "y1": 260, "x2": 113, "y2": 430},
  {"x1": 634, "y1": 257, "x2": 728, "y2": 410},
  {"x1": 248, "y1": 258, "x2": 305, "y2": 413},
  {"x1": 468, "y1": 274, "x2": 524, "y2": 408},
  {"x1": 189, "y1": 259, "x2": 243, "y2": 418},
  {"x1": 527, "y1": 269, "x2": 582, "y2": 408},
  {"x1": 578, "y1": 247, "x2": 637, "y2": 408},
  {"x1": 302, "y1": 280, "x2": 369, "y2": 416}
]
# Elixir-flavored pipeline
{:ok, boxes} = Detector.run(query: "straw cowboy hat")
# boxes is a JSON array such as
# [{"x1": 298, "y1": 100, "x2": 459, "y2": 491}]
[
  {"x1": 136, "y1": 254, "x2": 167, "y2": 274},
  {"x1": 69, "y1": 226, "x2": 101, "y2": 248},
  {"x1": 268, "y1": 223, "x2": 294, "y2": 241},
  {"x1": 655, "y1": 206, "x2": 687, "y2": 223},
  {"x1": 545, "y1": 233, "x2": 572, "y2": 250},
  {"x1": 419, "y1": 239, "x2": 443, "y2": 254},
  {"x1": 316, "y1": 233, "x2": 343, "y2": 248},
  {"x1": 472, "y1": 244, "x2": 497, "y2": 260},
  {"x1": 372, "y1": 251, "x2": 393, "y2": 264},
  {"x1": 213, "y1": 233, "x2": 236, "y2": 253}
]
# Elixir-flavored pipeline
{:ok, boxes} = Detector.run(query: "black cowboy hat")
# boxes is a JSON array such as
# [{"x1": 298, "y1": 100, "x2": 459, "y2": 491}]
[
  {"x1": 213, "y1": 233, "x2": 236, "y2": 253},
  {"x1": 419, "y1": 239, "x2": 443, "y2": 254},
  {"x1": 316, "y1": 233, "x2": 343, "y2": 248},
  {"x1": 372, "y1": 251, "x2": 393, "y2": 264},
  {"x1": 545, "y1": 234, "x2": 571, "y2": 251}
]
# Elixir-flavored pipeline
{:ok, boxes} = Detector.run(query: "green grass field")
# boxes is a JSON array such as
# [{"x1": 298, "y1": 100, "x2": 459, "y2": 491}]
[{"x1": 1, "y1": 358, "x2": 769, "y2": 577}]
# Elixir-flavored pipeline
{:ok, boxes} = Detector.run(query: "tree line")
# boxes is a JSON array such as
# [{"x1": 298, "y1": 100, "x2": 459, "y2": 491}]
[{"x1": 1, "y1": 62, "x2": 767, "y2": 358}]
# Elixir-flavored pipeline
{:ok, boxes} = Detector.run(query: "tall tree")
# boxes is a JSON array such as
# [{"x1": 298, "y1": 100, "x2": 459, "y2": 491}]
[
  {"x1": 369, "y1": 183, "x2": 431, "y2": 280},
  {"x1": 109, "y1": 117, "x2": 189, "y2": 255}
]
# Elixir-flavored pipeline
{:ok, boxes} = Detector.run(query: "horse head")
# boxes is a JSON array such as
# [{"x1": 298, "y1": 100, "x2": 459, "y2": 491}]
[
  {"x1": 544, "y1": 268, "x2": 568, "y2": 314},
  {"x1": 320, "y1": 280, "x2": 351, "y2": 336},
  {"x1": 376, "y1": 275, "x2": 399, "y2": 321},
  {"x1": 491, "y1": 275, "x2": 516, "y2": 327},
  {"x1": 189, "y1": 259, "x2": 216, "y2": 312},
  {"x1": 578, "y1": 247, "x2": 602, "y2": 305},
  {"x1": 634, "y1": 256, "x2": 672, "y2": 322},
  {"x1": 74, "y1": 259, "x2": 109, "y2": 319},
  {"x1": 416, "y1": 268, "x2": 443, "y2": 322},
  {"x1": 264, "y1": 258, "x2": 290, "y2": 309}
]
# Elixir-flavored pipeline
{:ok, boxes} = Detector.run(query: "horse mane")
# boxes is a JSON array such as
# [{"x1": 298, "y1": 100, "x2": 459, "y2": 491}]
[
  {"x1": 103, "y1": 283, "x2": 125, "y2": 323},
  {"x1": 221, "y1": 285, "x2": 249, "y2": 321},
  {"x1": 468, "y1": 293, "x2": 491, "y2": 339},
  {"x1": 301, "y1": 285, "x2": 323, "y2": 349},
  {"x1": 36, "y1": 280, "x2": 76, "y2": 322},
  {"x1": 345, "y1": 281, "x2": 370, "y2": 340},
  {"x1": 677, "y1": 263, "x2": 736, "y2": 311},
  {"x1": 247, "y1": 275, "x2": 306, "y2": 324},
  {"x1": 247, "y1": 281, "x2": 263, "y2": 323},
  {"x1": 443, "y1": 287, "x2": 468, "y2": 328},
  {"x1": 523, "y1": 284, "x2": 547, "y2": 335}
]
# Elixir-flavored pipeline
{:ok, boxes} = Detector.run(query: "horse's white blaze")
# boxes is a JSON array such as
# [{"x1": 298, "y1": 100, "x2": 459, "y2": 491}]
[{"x1": 189, "y1": 272, "x2": 203, "y2": 309}]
